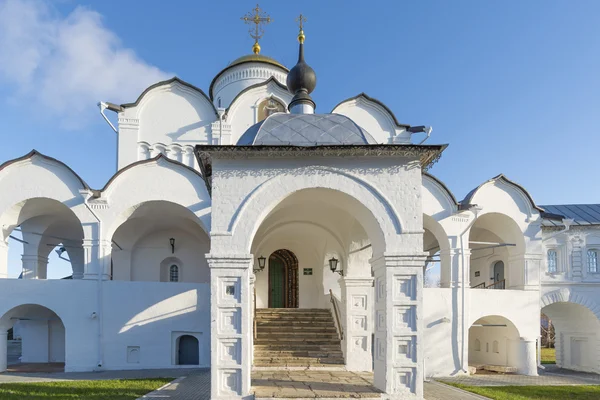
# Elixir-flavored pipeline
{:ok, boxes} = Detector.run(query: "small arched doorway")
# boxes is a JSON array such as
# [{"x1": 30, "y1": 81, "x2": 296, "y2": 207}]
[
  {"x1": 177, "y1": 335, "x2": 199, "y2": 365},
  {"x1": 268, "y1": 249, "x2": 298, "y2": 308}
]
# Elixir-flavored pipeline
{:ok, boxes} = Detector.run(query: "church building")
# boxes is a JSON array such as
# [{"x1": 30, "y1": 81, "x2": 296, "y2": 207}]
[{"x1": 1, "y1": 7, "x2": 599, "y2": 400}]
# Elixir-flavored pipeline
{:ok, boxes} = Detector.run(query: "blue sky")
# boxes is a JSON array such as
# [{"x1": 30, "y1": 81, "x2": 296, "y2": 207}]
[{"x1": 1, "y1": 0, "x2": 600, "y2": 277}]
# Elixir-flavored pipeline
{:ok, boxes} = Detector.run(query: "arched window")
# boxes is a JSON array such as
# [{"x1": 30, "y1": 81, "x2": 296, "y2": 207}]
[
  {"x1": 169, "y1": 265, "x2": 179, "y2": 282},
  {"x1": 257, "y1": 98, "x2": 285, "y2": 122},
  {"x1": 588, "y1": 250, "x2": 598, "y2": 273},
  {"x1": 547, "y1": 249, "x2": 558, "y2": 273},
  {"x1": 474, "y1": 339, "x2": 481, "y2": 352},
  {"x1": 493, "y1": 340, "x2": 499, "y2": 353}
]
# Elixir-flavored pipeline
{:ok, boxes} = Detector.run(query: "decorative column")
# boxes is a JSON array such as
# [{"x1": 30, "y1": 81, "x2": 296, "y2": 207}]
[
  {"x1": 207, "y1": 254, "x2": 253, "y2": 400},
  {"x1": 570, "y1": 236, "x2": 584, "y2": 281},
  {"x1": 341, "y1": 276, "x2": 374, "y2": 371},
  {"x1": 0, "y1": 240, "x2": 8, "y2": 279},
  {"x1": 117, "y1": 117, "x2": 139, "y2": 170},
  {"x1": 21, "y1": 255, "x2": 48, "y2": 279},
  {"x1": 64, "y1": 241, "x2": 85, "y2": 279},
  {"x1": 372, "y1": 253, "x2": 426, "y2": 398},
  {"x1": 83, "y1": 239, "x2": 111, "y2": 280},
  {"x1": 517, "y1": 337, "x2": 538, "y2": 376},
  {"x1": 0, "y1": 331, "x2": 7, "y2": 372},
  {"x1": 249, "y1": 272, "x2": 256, "y2": 364}
]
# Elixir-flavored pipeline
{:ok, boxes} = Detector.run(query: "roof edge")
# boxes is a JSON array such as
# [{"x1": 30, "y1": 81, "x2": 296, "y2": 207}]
[
  {"x1": 100, "y1": 154, "x2": 203, "y2": 193},
  {"x1": 0, "y1": 149, "x2": 90, "y2": 190},
  {"x1": 120, "y1": 77, "x2": 218, "y2": 117},
  {"x1": 332, "y1": 92, "x2": 411, "y2": 128},
  {"x1": 423, "y1": 172, "x2": 459, "y2": 206},
  {"x1": 462, "y1": 174, "x2": 545, "y2": 213}
]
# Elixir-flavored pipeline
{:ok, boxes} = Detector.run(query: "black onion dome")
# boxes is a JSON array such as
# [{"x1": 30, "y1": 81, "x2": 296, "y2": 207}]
[{"x1": 286, "y1": 43, "x2": 317, "y2": 95}]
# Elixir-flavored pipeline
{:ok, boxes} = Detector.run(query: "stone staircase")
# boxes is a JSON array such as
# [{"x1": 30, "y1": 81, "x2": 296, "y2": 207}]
[{"x1": 253, "y1": 308, "x2": 345, "y2": 368}]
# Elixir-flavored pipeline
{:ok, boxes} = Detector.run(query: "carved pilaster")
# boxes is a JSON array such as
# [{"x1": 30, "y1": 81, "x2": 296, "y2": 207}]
[
  {"x1": 371, "y1": 253, "x2": 426, "y2": 398},
  {"x1": 207, "y1": 254, "x2": 252, "y2": 399}
]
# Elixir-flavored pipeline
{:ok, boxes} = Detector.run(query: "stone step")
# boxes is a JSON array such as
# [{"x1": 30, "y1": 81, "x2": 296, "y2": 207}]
[
  {"x1": 256, "y1": 321, "x2": 336, "y2": 332},
  {"x1": 257, "y1": 334, "x2": 339, "y2": 339},
  {"x1": 255, "y1": 315, "x2": 334, "y2": 320},
  {"x1": 254, "y1": 349, "x2": 343, "y2": 356},
  {"x1": 256, "y1": 329, "x2": 339, "y2": 339},
  {"x1": 254, "y1": 344, "x2": 342, "y2": 351},
  {"x1": 255, "y1": 337, "x2": 340, "y2": 343},
  {"x1": 256, "y1": 308, "x2": 331, "y2": 313},
  {"x1": 254, "y1": 359, "x2": 345, "y2": 366}
]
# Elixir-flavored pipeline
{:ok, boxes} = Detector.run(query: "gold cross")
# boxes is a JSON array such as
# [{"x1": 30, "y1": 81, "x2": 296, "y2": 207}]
[
  {"x1": 296, "y1": 14, "x2": 306, "y2": 31},
  {"x1": 241, "y1": 4, "x2": 272, "y2": 54}
]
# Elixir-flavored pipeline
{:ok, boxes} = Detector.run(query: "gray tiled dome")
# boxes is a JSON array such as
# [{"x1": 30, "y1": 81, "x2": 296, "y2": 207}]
[{"x1": 237, "y1": 113, "x2": 376, "y2": 146}]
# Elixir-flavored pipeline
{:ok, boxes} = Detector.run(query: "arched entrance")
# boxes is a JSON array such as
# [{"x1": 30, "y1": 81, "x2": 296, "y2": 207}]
[
  {"x1": 0, "y1": 304, "x2": 65, "y2": 372},
  {"x1": 177, "y1": 335, "x2": 199, "y2": 365},
  {"x1": 268, "y1": 249, "x2": 298, "y2": 308},
  {"x1": 541, "y1": 291, "x2": 600, "y2": 373},
  {"x1": 468, "y1": 315, "x2": 520, "y2": 373}
]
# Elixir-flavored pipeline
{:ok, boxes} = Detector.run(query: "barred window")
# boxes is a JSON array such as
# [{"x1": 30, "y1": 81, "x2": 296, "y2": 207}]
[
  {"x1": 169, "y1": 265, "x2": 179, "y2": 282},
  {"x1": 588, "y1": 250, "x2": 598, "y2": 273},
  {"x1": 547, "y1": 249, "x2": 558, "y2": 273}
]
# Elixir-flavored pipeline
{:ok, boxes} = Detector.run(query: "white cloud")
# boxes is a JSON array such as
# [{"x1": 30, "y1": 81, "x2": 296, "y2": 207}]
[{"x1": 0, "y1": 0, "x2": 171, "y2": 127}]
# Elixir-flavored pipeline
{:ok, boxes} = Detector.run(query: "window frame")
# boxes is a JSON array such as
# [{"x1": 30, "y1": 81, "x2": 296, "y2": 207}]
[
  {"x1": 547, "y1": 248, "x2": 559, "y2": 273},
  {"x1": 587, "y1": 248, "x2": 599, "y2": 274},
  {"x1": 169, "y1": 264, "x2": 179, "y2": 282}
]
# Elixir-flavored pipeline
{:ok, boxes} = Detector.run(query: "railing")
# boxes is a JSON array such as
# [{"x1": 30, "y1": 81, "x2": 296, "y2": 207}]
[
  {"x1": 253, "y1": 287, "x2": 257, "y2": 340},
  {"x1": 329, "y1": 289, "x2": 344, "y2": 341},
  {"x1": 471, "y1": 282, "x2": 486, "y2": 289},
  {"x1": 486, "y1": 279, "x2": 506, "y2": 290}
]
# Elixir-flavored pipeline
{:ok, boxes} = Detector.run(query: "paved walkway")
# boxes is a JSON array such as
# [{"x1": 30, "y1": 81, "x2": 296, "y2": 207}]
[
  {"x1": 439, "y1": 368, "x2": 600, "y2": 387},
  {"x1": 0, "y1": 368, "x2": 201, "y2": 384},
  {"x1": 139, "y1": 370, "x2": 210, "y2": 399},
  {"x1": 424, "y1": 381, "x2": 489, "y2": 399},
  {"x1": 252, "y1": 370, "x2": 381, "y2": 398}
]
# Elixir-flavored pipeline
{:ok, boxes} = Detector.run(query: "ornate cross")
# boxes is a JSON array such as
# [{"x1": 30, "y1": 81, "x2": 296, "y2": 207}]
[
  {"x1": 296, "y1": 14, "x2": 306, "y2": 31},
  {"x1": 241, "y1": 4, "x2": 272, "y2": 54}
]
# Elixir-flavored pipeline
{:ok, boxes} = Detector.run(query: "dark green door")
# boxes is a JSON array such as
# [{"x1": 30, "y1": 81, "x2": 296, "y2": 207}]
[{"x1": 269, "y1": 257, "x2": 285, "y2": 308}]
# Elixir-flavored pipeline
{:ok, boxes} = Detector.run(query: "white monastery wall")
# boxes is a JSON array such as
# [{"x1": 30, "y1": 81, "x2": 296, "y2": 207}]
[{"x1": 101, "y1": 281, "x2": 210, "y2": 370}]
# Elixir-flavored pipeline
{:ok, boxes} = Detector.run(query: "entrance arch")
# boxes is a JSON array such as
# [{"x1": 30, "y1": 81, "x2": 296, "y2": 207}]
[
  {"x1": 468, "y1": 315, "x2": 520, "y2": 372},
  {"x1": 177, "y1": 335, "x2": 199, "y2": 365},
  {"x1": 0, "y1": 304, "x2": 65, "y2": 372},
  {"x1": 268, "y1": 249, "x2": 298, "y2": 308},
  {"x1": 541, "y1": 289, "x2": 600, "y2": 373}
]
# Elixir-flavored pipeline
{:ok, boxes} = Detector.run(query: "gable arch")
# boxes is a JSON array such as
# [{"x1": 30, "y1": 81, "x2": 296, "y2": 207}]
[
  {"x1": 228, "y1": 167, "x2": 401, "y2": 255},
  {"x1": 0, "y1": 151, "x2": 95, "y2": 234},
  {"x1": 422, "y1": 173, "x2": 458, "y2": 220},
  {"x1": 101, "y1": 156, "x2": 211, "y2": 238},
  {"x1": 462, "y1": 175, "x2": 543, "y2": 221},
  {"x1": 541, "y1": 288, "x2": 600, "y2": 321}
]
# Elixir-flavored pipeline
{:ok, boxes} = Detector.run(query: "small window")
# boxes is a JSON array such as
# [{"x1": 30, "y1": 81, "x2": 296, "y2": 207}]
[
  {"x1": 547, "y1": 249, "x2": 558, "y2": 273},
  {"x1": 169, "y1": 265, "x2": 179, "y2": 282},
  {"x1": 474, "y1": 339, "x2": 481, "y2": 352},
  {"x1": 493, "y1": 340, "x2": 499, "y2": 353},
  {"x1": 588, "y1": 250, "x2": 598, "y2": 273}
]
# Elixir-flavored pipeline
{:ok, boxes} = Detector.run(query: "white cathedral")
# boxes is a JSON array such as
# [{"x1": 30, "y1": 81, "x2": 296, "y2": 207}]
[{"x1": 1, "y1": 10, "x2": 599, "y2": 400}]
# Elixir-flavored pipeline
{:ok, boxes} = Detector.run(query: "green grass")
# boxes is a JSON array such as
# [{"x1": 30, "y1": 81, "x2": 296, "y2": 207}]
[
  {"x1": 448, "y1": 384, "x2": 600, "y2": 400},
  {"x1": 540, "y1": 347, "x2": 556, "y2": 364},
  {"x1": 0, "y1": 378, "x2": 172, "y2": 399}
]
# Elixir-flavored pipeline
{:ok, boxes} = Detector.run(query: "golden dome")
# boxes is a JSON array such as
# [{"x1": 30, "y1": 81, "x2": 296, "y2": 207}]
[{"x1": 227, "y1": 54, "x2": 287, "y2": 70}]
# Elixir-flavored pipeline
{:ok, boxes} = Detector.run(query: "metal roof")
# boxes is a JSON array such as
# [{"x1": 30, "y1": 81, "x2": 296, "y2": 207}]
[
  {"x1": 541, "y1": 204, "x2": 600, "y2": 227},
  {"x1": 236, "y1": 113, "x2": 377, "y2": 146}
]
